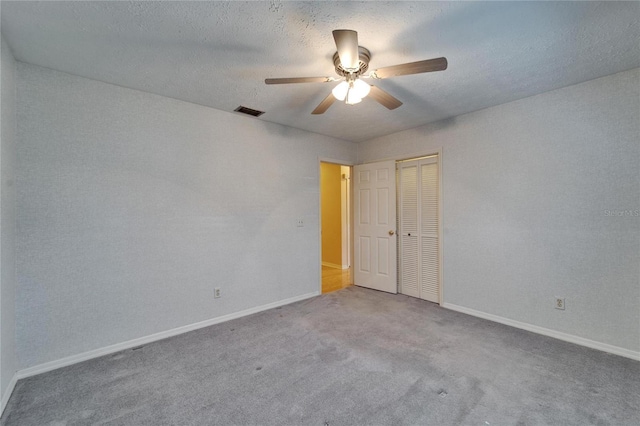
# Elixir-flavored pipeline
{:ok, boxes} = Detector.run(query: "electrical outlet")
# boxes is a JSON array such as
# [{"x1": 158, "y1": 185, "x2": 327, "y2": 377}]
[
  {"x1": 555, "y1": 297, "x2": 565, "y2": 310},
  {"x1": 214, "y1": 288, "x2": 221, "y2": 298},
  {"x1": 296, "y1": 219, "x2": 304, "y2": 227}
]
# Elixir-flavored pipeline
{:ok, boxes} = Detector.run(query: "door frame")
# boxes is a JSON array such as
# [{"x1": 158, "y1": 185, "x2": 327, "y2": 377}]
[{"x1": 318, "y1": 158, "x2": 354, "y2": 295}]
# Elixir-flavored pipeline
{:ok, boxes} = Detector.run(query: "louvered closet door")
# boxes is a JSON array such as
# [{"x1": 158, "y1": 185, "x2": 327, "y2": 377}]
[
  {"x1": 398, "y1": 156, "x2": 440, "y2": 303},
  {"x1": 420, "y1": 162, "x2": 439, "y2": 303},
  {"x1": 399, "y1": 164, "x2": 419, "y2": 298}
]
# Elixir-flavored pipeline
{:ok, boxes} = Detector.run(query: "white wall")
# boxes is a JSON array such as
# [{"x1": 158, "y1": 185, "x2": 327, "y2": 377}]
[
  {"x1": 0, "y1": 35, "x2": 18, "y2": 409},
  {"x1": 15, "y1": 63, "x2": 357, "y2": 369},
  {"x1": 341, "y1": 165, "x2": 350, "y2": 269},
  {"x1": 359, "y1": 68, "x2": 640, "y2": 354}
]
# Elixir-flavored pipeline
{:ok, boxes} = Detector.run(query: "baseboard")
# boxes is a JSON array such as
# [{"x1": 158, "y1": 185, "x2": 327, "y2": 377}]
[
  {"x1": 16, "y1": 291, "x2": 320, "y2": 380},
  {"x1": 322, "y1": 262, "x2": 345, "y2": 269},
  {"x1": 1, "y1": 373, "x2": 18, "y2": 416},
  {"x1": 442, "y1": 303, "x2": 640, "y2": 361}
]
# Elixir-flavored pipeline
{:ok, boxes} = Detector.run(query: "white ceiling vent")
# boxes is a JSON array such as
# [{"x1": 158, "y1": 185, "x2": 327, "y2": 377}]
[{"x1": 234, "y1": 106, "x2": 265, "y2": 117}]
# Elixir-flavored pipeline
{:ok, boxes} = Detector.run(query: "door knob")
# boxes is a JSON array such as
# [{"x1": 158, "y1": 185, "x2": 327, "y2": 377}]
[{"x1": 389, "y1": 230, "x2": 395, "y2": 236}]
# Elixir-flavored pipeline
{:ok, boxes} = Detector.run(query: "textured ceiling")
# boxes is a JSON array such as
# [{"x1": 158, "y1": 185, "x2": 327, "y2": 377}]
[{"x1": 2, "y1": 1, "x2": 639, "y2": 143}]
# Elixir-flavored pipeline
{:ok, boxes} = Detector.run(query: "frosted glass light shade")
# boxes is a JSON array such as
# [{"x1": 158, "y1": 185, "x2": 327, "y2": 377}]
[
  {"x1": 351, "y1": 79, "x2": 371, "y2": 98},
  {"x1": 345, "y1": 90, "x2": 362, "y2": 105},
  {"x1": 332, "y1": 81, "x2": 349, "y2": 101}
]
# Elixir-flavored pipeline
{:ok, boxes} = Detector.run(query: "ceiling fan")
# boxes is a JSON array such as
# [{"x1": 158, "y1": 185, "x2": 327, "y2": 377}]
[{"x1": 265, "y1": 29, "x2": 447, "y2": 114}]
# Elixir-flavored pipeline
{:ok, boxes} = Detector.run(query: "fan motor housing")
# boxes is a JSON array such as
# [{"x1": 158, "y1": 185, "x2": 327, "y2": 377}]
[{"x1": 333, "y1": 46, "x2": 371, "y2": 77}]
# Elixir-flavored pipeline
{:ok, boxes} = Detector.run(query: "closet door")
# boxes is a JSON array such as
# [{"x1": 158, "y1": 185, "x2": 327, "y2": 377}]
[
  {"x1": 420, "y1": 161, "x2": 439, "y2": 303},
  {"x1": 399, "y1": 163, "x2": 419, "y2": 298},
  {"x1": 398, "y1": 156, "x2": 440, "y2": 303}
]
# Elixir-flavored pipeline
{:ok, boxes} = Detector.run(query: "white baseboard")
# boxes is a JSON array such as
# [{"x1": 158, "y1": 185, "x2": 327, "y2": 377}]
[
  {"x1": 442, "y1": 303, "x2": 640, "y2": 361},
  {"x1": 16, "y1": 291, "x2": 320, "y2": 380},
  {"x1": 322, "y1": 262, "x2": 347, "y2": 270},
  {"x1": 1, "y1": 373, "x2": 18, "y2": 416}
]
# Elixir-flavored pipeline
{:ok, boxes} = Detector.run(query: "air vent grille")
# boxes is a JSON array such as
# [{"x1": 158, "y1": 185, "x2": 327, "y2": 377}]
[{"x1": 234, "y1": 106, "x2": 265, "y2": 117}]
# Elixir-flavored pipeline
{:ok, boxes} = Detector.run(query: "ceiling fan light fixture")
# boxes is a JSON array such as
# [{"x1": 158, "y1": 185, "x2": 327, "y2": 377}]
[
  {"x1": 333, "y1": 78, "x2": 369, "y2": 105},
  {"x1": 265, "y1": 29, "x2": 445, "y2": 114}
]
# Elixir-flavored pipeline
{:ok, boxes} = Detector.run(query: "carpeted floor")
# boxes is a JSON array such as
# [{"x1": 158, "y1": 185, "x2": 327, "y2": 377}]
[{"x1": 2, "y1": 286, "x2": 639, "y2": 425}]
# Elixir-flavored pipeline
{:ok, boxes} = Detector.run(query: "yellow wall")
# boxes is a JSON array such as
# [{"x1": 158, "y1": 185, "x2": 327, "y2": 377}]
[{"x1": 321, "y1": 163, "x2": 342, "y2": 267}]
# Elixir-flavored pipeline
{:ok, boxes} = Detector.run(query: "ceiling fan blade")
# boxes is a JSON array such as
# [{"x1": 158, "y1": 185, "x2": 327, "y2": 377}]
[
  {"x1": 265, "y1": 77, "x2": 335, "y2": 85},
  {"x1": 332, "y1": 29, "x2": 359, "y2": 71},
  {"x1": 311, "y1": 93, "x2": 336, "y2": 115},
  {"x1": 372, "y1": 57, "x2": 448, "y2": 79},
  {"x1": 368, "y1": 85, "x2": 403, "y2": 110}
]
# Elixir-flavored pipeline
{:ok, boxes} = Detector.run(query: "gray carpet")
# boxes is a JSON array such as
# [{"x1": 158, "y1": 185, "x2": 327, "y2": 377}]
[{"x1": 2, "y1": 286, "x2": 639, "y2": 425}]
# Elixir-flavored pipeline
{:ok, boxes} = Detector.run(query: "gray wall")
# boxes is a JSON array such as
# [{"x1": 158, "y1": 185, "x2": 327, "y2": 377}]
[
  {"x1": 16, "y1": 63, "x2": 357, "y2": 369},
  {"x1": 359, "y1": 68, "x2": 640, "y2": 353},
  {"x1": 0, "y1": 36, "x2": 18, "y2": 403},
  {"x1": 10, "y1": 58, "x2": 640, "y2": 372}
]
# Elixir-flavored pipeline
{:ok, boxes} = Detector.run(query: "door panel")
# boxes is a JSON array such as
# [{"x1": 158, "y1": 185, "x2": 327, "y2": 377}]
[
  {"x1": 420, "y1": 162, "x2": 439, "y2": 302},
  {"x1": 421, "y1": 236, "x2": 439, "y2": 302},
  {"x1": 359, "y1": 189, "x2": 370, "y2": 224},
  {"x1": 377, "y1": 237, "x2": 389, "y2": 275},
  {"x1": 400, "y1": 164, "x2": 419, "y2": 297},
  {"x1": 359, "y1": 236, "x2": 371, "y2": 272},
  {"x1": 354, "y1": 161, "x2": 397, "y2": 293}
]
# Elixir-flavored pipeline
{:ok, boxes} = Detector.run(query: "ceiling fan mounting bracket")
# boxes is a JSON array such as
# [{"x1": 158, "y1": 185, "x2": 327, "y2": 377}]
[{"x1": 332, "y1": 46, "x2": 371, "y2": 77}]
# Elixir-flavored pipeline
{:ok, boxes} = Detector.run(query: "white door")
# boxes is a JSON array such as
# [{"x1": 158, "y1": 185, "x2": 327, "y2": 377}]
[
  {"x1": 353, "y1": 161, "x2": 397, "y2": 293},
  {"x1": 398, "y1": 156, "x2": 440, "y2": 303}
]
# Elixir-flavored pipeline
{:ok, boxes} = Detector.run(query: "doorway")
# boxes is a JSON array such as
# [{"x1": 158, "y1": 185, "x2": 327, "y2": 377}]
[{"x1": 320, "y1": 162, "x2": 352, "y2": 293}]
